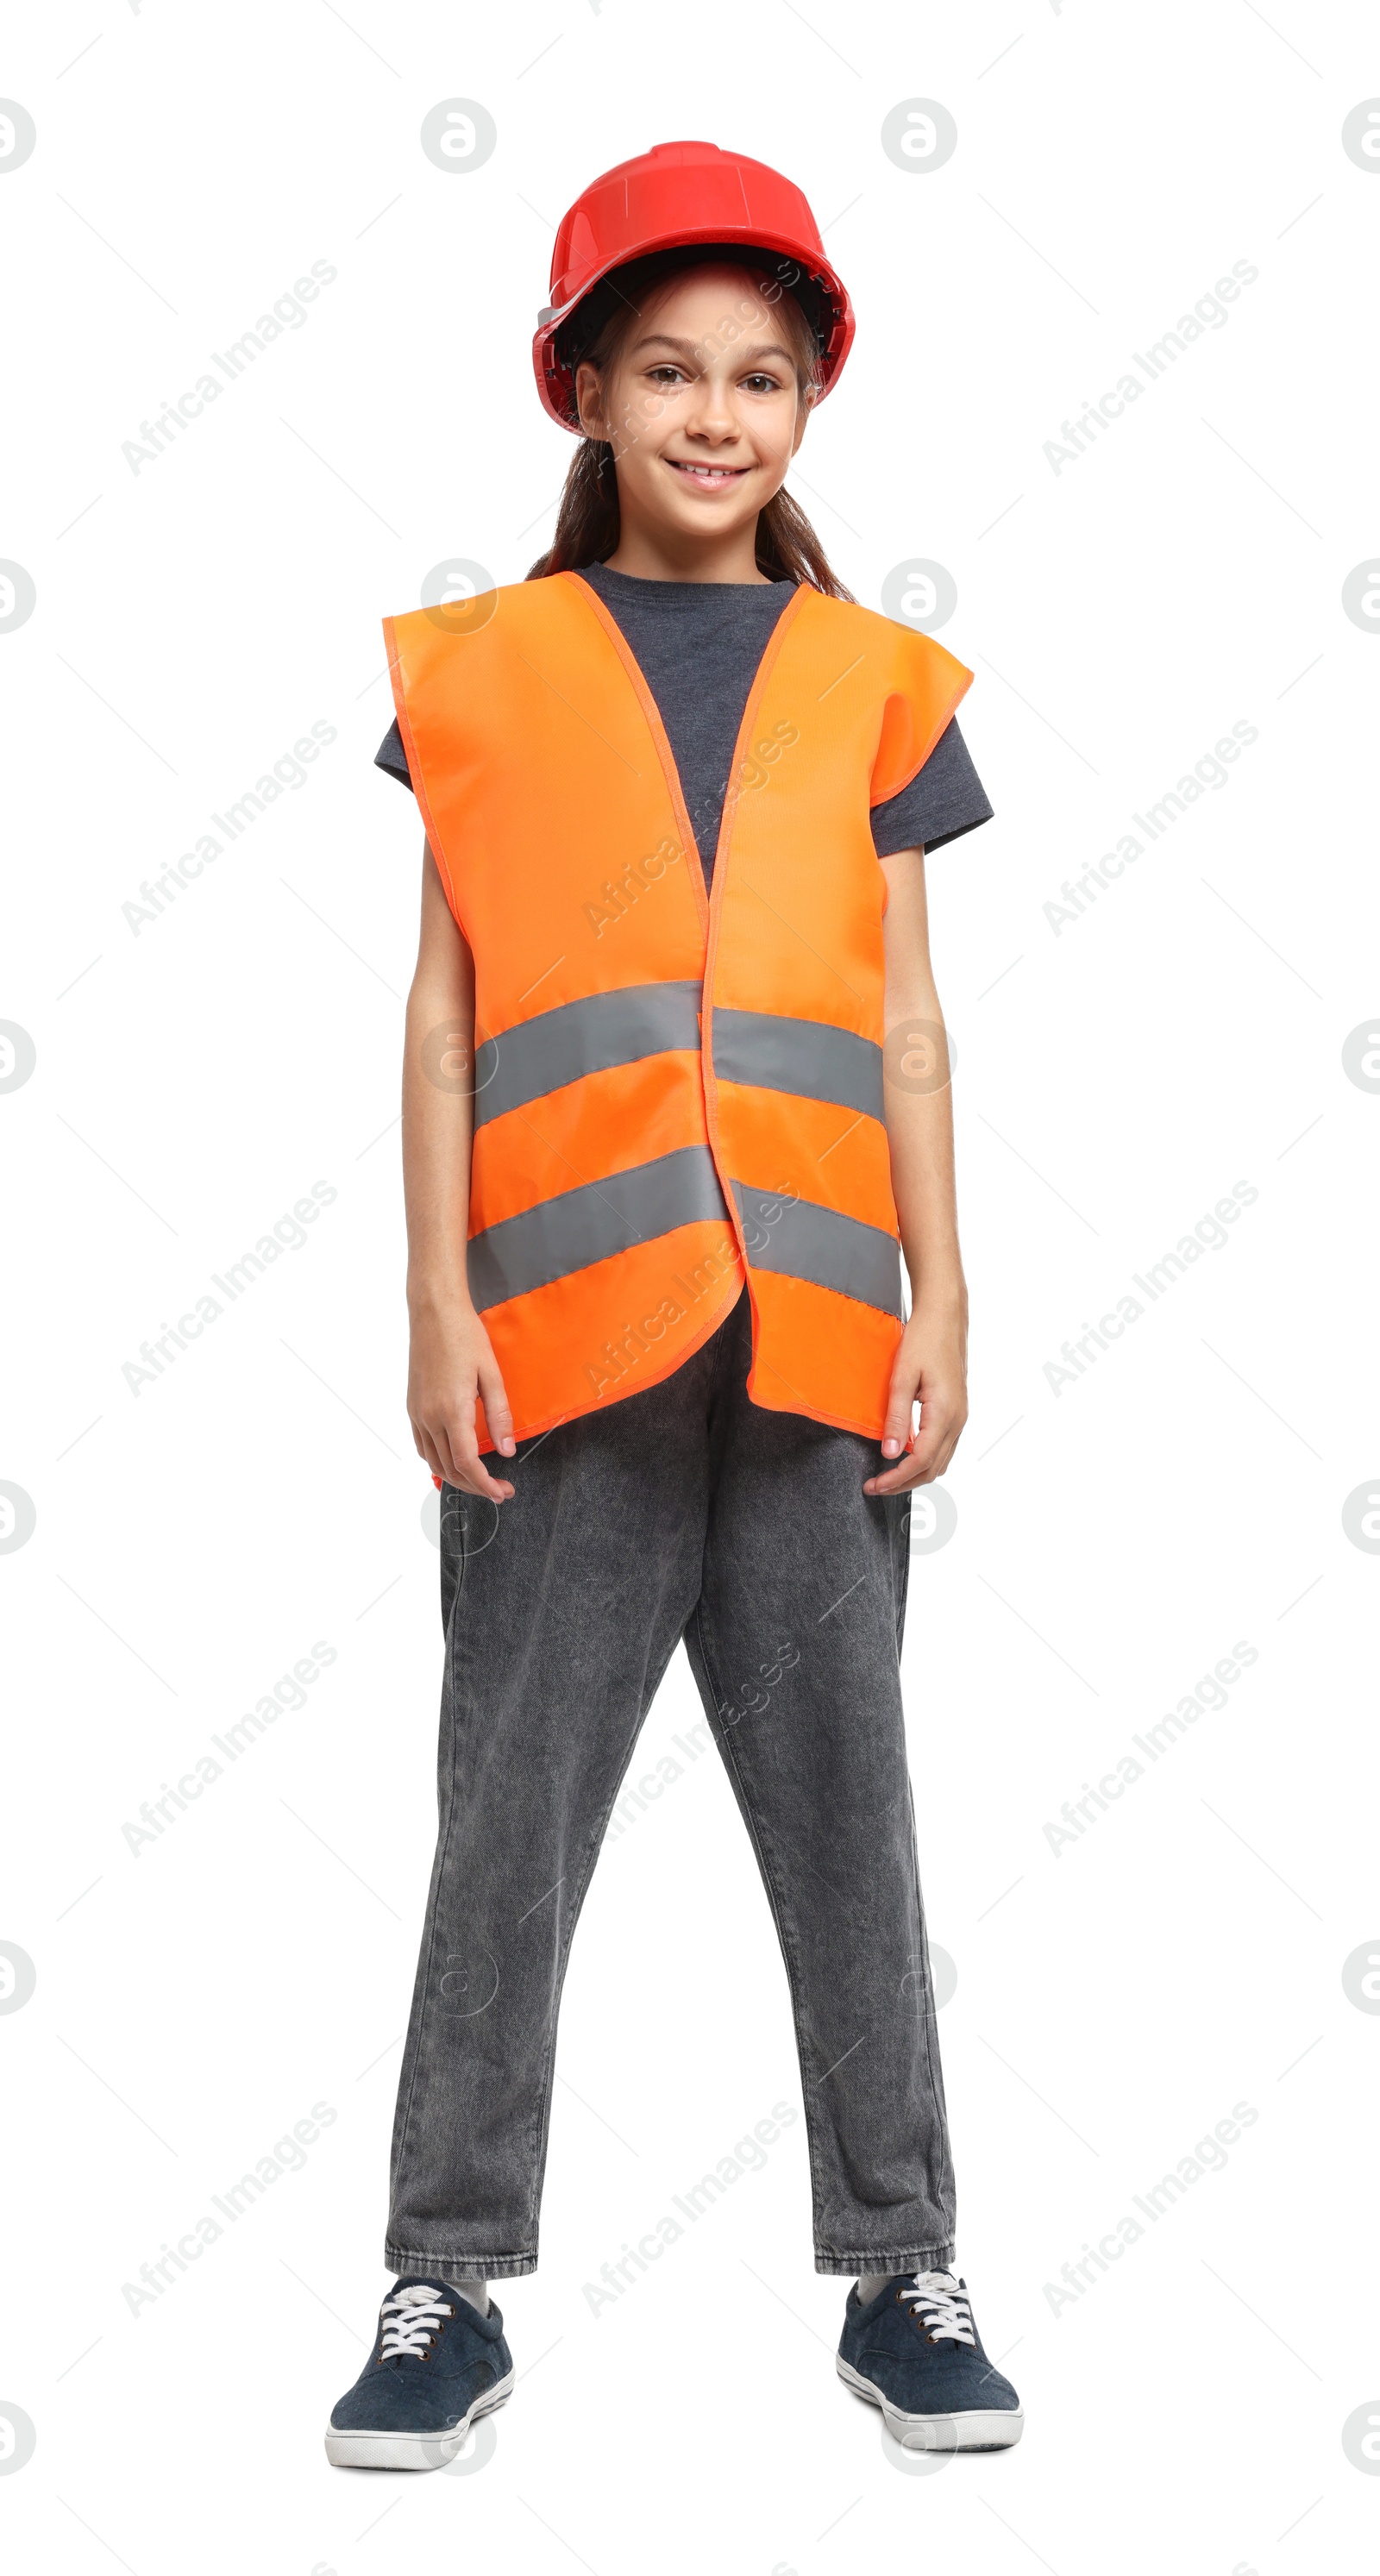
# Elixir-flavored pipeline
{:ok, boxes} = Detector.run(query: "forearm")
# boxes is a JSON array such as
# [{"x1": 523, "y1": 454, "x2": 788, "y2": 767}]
[
  {"x1": 403, "y1": 990, "x2": 475, "y2": 1314},
  {"x1": 402, "y1": 844, "x2": 516, "y2": 1491},
  {"x1": 402, "y1": 850, "x2": 477, "y2": 1317},
  {"x1": 879, "y1": 848, "x2": 966, "y2": 1316},
  {"x1": 864, "y1": 845, "x2": 969, "y2": 1491},
  {"x1": 888, "y1": 1080, "x2": 967, "y2": 1325}
]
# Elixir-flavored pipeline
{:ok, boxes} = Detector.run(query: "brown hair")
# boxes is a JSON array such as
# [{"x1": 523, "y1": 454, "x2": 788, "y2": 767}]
[{"x1": 527, "y1": 250, "x2": 855, "y2": 599}]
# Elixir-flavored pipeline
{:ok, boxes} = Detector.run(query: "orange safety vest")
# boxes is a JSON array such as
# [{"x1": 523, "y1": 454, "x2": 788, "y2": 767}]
[{"x1": 384, "y1": 573, "x2": 972, "y2": 1451}]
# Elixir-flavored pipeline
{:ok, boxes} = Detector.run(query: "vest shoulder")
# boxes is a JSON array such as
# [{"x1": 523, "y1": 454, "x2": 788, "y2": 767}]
[
  {"x1": 382, "y1": 577, "x2": 601, "y2": 684},
  {"x1": 800, "y1": 591, "x2": 973, "y2": 687},
  {"x1": 386, "y1": 577, "x2": 607, "y2": 669},
  {"x1": 384, "y1": 576, "x2": 567, "y2": 638}
]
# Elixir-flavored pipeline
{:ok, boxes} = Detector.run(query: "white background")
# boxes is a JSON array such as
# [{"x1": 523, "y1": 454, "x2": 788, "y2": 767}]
[{"x1": 3, "y1": 2, "x2": 1377, "y2": 2570}]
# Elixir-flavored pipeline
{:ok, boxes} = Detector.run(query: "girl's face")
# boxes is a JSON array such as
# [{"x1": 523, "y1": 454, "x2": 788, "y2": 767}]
[{"x1": 575, "y1": 265, "x2": 810, "y2": 554}]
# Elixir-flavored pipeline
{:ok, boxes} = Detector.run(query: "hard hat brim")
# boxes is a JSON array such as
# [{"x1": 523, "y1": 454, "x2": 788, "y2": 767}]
[{"x1": 531, "y1": 144, "x2": 855, "y2": 431}]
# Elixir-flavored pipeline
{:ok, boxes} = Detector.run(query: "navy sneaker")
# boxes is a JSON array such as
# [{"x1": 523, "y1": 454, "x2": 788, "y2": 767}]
[
  {"x1": 837, "y1": 2271, "x2": 1023, "y2": 2451},
  {"x1": 325, "y1": 2278, "x2": 514, "y2": 2469}
]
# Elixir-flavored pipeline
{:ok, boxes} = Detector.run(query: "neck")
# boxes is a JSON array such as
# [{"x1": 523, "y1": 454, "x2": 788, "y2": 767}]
[{"x1": 603, "y1": 515, "x2": 771, "y2": 586}]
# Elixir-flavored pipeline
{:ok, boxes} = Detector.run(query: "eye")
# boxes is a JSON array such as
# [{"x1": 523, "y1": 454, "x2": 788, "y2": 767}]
[
  {"x1": 741, "y1": 372, "x2": 783, "y2": 394},
  {"x1": 646, "y1": 365, "x2": 687, "y2": 385}
]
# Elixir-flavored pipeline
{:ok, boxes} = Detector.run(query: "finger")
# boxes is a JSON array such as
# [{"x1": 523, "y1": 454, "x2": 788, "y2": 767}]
[
  {"x1": 444, "y1": 1401, "x2": 515, "y2": 1503},
  {"x1": 864, "y1": 1414, "x2": 957, "y2": 1495},
  {"x1": 866, "y1": 1457, "x2": 937, "y2": 1495},
  {"x1": 423, "y1": 1420, "x2": 457, "y2": 1491},
  {"x1": 906, "y1": 1421, "x2": 954, "y2": 1482},
  {"x1": 425, "y1": 1399, "x2": 476, "y2": 1497},
  {"x1": 878, "y1": 1372, "x2": 917, "y2": 1463},
  {"x1": 477, "y1": 1354, "x2": 518, "y2": 1460},
  {"x1": 919, "y1": 1409, "x2": 967, "y2": 1481},
  {"x1": 412, "y1": 1421, "x2": 446, "y2": 1485},
  {"x1": 442, "y1": 1439, "x2": 514, "y2": 1503},
  {"x1": 865, "y1": 1463, "x2": 915, "y2": 1495},
  {"x1": 463, "y1": 1458, "x2": 516, "y2": 1501}
]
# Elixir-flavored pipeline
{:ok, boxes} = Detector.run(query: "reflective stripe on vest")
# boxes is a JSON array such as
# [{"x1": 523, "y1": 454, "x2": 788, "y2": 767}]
[
  {"x1": 468, "y1": 1144, "x2": 728, "y2": 1311},
  {"x1": 384, "y1": 572, "x2": 972, "y2": 1448},
  {"x1": 712, "y1": 1008, "x2": 884, "y2": 1123},
  {"x1": 474, "y1": 981, "x2": 705, "y2": 1127},
  {"x1": 729, "y1": 1181, "x2": 902, "y2": 1319}
]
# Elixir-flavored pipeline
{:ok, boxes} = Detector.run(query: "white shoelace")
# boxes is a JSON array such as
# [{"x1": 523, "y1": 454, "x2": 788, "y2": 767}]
[
  {"x1": 904, "y1": 2271, "x2": 976, "y2": 2346},
  {"x1": 379, "y1": 2283, "x2": 454, "y2": 2360}
]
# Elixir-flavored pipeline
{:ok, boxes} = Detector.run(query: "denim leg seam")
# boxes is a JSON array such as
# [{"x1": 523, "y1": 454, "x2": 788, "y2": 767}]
[
  {"x1": 520, "y1": 1618, "x2": 699, "y2": 2247},
  {"x1": 888, "y1": 1493, "x2": 957, "y2": 2240},
  {"x1": 390, "y1": 1512, "x2": 468, "y2": 2219},
  {"x1": 904, "y1": 1775, "x2": 957, "y2": 2230},
  {"x1": 894, "y1": 1491, "x2": 913, "y2": 1654},
  {"x1": 689, "y1": 1599, "x2": 833, "y2": 2242}
]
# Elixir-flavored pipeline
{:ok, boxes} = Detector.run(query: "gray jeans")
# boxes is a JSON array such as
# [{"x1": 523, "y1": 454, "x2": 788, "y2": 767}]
[{"x1": 386, "y1": 1288, "x2": 956, "y2": 2278}]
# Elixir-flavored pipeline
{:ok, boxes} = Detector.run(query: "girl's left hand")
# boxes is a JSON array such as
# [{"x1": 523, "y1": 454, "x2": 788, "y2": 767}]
[{"x1": 863, "y1": 1307, "x2": 968, "y2": 1495}]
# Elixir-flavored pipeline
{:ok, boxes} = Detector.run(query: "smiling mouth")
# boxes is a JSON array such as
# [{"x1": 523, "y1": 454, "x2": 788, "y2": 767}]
[{"x1": 666, "y1": 460, "x2": 750, "y2": 486}]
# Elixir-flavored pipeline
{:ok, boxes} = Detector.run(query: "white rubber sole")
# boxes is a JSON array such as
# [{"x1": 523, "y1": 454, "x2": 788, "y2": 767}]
[
  {"x1": 324, "y1": 2368, "x2": 514, "y2": 2470},
  {"x1": 837, "y1": 2354, "x2": 1024, "y2": 2452}
]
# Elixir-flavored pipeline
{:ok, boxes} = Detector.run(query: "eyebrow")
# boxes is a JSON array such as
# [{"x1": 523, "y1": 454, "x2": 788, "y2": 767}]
[{"x1": 629, "y1": 333, "x2": 795, "y2": 367}]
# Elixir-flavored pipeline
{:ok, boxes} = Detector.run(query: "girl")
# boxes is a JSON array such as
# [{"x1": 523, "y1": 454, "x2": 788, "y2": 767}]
[{"x1": 326, "y1": 139, "x2": 1022, "y2": 2466}]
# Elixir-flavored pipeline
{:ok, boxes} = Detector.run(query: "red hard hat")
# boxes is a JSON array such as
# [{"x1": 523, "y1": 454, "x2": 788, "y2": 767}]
[{"x1": 533, "y1": 139, "x2": 855, "y2": 431}]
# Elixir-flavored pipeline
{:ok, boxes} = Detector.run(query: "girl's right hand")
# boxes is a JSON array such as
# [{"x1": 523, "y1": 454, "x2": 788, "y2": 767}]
[{"x1": 407, "y1": 1297, "x2": 518, "y2": 1500}]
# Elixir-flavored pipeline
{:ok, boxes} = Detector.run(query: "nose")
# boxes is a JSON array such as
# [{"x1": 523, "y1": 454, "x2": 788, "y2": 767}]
[{"x1": 681, "y1": 370, "x2": 742, "y2": 445}]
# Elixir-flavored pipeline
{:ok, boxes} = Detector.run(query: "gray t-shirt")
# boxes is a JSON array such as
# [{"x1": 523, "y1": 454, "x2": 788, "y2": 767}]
[{"x1": 376, "y1": 561, "x2": 993, "y2": 887}]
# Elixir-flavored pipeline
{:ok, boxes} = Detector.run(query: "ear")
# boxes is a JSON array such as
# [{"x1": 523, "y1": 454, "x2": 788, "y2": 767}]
[
  {"x1": 790, "y1": 397, "x2": 812, "y2": 458},
  {"x1": 574, "y1": 360, "x2": 606, "y2": 440}
]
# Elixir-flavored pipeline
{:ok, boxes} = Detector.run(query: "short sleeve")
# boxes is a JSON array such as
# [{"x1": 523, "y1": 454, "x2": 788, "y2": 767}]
[
  {"x1": 375, "y1": 717, "x2": 413, "y2": 792},
  {"x1": 870, "y1": 718, "x2": 993, "y2": 857}
]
